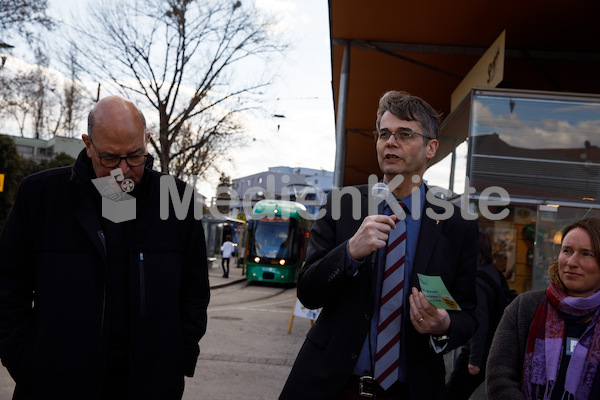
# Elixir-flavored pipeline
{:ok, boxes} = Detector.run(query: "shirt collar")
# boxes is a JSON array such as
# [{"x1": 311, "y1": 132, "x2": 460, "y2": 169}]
[{"x1": 385, "y1": 183, "x2": 426, "y2": 216}]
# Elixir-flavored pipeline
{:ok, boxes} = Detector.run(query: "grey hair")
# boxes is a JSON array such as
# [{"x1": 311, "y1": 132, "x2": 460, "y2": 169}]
[{"x1": 375, "y1": 90, "x2": 441, "y2": 140}]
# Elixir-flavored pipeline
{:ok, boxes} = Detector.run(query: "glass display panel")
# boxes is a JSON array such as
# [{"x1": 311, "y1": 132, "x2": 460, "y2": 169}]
[{"x1": 469, "y1": 93, "x2": 600, "y2": 204}]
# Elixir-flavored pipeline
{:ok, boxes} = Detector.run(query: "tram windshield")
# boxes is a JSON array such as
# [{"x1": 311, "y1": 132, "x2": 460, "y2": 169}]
[{"x1": 250, "y1": 218, "x2": 297, "y2": 260}]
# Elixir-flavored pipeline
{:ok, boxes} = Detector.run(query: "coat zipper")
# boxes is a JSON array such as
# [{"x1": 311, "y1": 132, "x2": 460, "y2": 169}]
[
  {"x1": 139, "y1": 252, "x2": 146, "y2": 317},
  {"x1": 96, "y1": 230, "x2": 107, "y2": 340},
  {"x1": 96, "y1": 230, "x2": 108, "y2": 393}
]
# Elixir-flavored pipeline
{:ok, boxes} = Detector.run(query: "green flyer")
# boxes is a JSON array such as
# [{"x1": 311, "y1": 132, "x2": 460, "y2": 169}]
[{"x1": 417, "y1": 273, "x2": 461, "y2": 311}]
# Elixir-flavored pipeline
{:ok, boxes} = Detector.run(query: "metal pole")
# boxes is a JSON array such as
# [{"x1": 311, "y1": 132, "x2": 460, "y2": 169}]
[
  {"x1": 333, "y1": 41, "x2": 351, "y2": 188},
  {"x1": 449, "y1": 137, "x2": 457, "y2": 193}
]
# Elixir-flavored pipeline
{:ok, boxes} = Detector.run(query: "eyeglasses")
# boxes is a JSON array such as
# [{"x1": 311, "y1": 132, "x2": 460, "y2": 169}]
[
  {"x1": 91, "y1": 142, "x2": 148, "y2": 168},
  {"x1": 373, "y1": 127, "x2": 431, "y2": 143},
  {"x1": 98, "y1": 154, "x2": 149, "y2": 168}
]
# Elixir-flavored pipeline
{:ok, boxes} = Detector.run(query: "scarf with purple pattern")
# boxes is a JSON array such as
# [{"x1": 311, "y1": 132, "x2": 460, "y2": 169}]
[{"x1": 522, "y1": 284, "x2": 600, "y2": 400}]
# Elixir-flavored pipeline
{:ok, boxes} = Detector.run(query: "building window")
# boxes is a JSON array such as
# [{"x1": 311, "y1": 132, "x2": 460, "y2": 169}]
[{"x1": 16, "y1": 145, "x2": 34, "y2": 155}]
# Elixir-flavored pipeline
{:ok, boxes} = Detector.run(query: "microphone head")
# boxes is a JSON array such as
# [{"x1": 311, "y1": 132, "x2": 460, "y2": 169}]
[{"x1": 371, "y1": 182, "x2": 390, "y2": 200}]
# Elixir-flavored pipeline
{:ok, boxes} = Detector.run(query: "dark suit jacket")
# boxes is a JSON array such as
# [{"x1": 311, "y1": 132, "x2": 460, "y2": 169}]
[{"x1": 280, "y1": 185, "x2": 478, "y2": 400}]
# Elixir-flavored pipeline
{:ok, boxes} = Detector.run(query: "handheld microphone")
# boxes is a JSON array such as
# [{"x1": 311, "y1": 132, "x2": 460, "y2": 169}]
[
  {"x1": 371, "y1": 182, "x2": 406, "y2": 218},
  {"x1": 368, "y1": 183, "x2": 406, "y2": 266}
]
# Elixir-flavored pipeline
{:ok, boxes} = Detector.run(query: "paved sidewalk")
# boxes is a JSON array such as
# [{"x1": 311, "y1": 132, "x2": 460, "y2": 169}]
[{"x1": 207, "y1": 258, "x2": 246, "y2": 289}]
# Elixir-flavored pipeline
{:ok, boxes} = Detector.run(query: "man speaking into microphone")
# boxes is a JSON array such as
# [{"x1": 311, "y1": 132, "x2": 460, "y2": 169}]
[{"x1": 280, "y1": 91, "x2": 478, "y2": 400}]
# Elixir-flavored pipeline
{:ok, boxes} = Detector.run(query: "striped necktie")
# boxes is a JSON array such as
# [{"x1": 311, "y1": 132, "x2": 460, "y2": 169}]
[{"x1": 374, "y1": 213, "x2": 406, "y2": 390}]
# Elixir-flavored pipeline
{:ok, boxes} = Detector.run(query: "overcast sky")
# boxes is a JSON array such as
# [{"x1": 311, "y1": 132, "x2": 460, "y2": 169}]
[{"x1": 16, "y1": 0, "x2": 463, "y2": 198}]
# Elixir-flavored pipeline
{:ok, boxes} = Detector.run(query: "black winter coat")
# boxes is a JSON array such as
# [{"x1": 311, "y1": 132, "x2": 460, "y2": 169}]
[{"x1": 0, "y1": 150, "x2": 209, "y2": 400}]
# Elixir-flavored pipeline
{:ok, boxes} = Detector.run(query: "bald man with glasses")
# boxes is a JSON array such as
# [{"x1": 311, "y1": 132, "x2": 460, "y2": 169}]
[{"x1": 0, "y1": 96, "x2": 210, "y2": 400}]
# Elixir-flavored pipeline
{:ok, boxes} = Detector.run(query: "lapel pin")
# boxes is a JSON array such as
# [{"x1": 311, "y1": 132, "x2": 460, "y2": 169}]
[{"x1": 436, "y1": 220, "x2": 440, "y2": 225}]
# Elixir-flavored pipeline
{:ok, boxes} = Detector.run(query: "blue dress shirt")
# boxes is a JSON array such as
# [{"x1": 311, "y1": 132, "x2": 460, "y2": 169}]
[{"x1": 347, "y1": 184, "x2": 426, "y2": 380}]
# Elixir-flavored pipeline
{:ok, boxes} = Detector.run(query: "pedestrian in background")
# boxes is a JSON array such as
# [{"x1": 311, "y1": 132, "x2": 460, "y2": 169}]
[
  {"x1": 446, "y1": 230, "x2": 507, "y2": 399},
  {"x1": 221, "y1": 234, "x2": 235, "y2": 278},
  {"x1": 0, "y1": 96, "x2": 210, "y2": 400},
  {"x1": 486, "y1": 218, "x2": 600, "y2": 400}
]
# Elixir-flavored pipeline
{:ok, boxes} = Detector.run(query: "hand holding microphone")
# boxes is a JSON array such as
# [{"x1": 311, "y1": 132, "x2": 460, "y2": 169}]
[
  {"x1": 371, "y1": 182, "x2": 406, "y2": 219},
  {"x1": 347, "y1": 183, "x2": 401, "y2": 261}
]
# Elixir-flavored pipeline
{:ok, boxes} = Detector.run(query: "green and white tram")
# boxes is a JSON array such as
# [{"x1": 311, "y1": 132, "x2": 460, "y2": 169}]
[{"x1": 245, "y1": 200, "x2": 313, "y2": 284}]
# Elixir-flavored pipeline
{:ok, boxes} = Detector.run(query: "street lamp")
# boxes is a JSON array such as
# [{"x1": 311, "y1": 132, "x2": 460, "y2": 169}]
[{"x1": 273, "y1": 114, "x2": 285, "y2": 131}]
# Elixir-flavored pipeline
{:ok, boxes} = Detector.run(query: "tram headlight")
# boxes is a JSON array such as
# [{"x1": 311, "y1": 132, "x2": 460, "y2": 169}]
[
  {"x1": 254, "y1": 257, "x2": 260, "y2": 263},
  {"x1": 279, "y1": 259, "x2": 286, "y2": 266}
]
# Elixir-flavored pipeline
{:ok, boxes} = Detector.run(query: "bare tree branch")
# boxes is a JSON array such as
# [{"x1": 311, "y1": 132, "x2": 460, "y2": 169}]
[
  {"x1": 0, "y1": 0, "x2": 55, "y2": 43},
  {"x1": 65, "y1": 0, "x2": 287, "y2": 180}
]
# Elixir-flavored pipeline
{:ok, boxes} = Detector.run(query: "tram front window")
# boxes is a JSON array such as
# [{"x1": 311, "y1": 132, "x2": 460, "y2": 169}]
[{"x1": 251, "y1": 219, "x2": 296, "y2": 260}]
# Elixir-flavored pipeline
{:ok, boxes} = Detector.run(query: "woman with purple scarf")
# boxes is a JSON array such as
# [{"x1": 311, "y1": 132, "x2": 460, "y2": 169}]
[{"x1": 486, "y1": 218, "x2": 600, "y2": 400}]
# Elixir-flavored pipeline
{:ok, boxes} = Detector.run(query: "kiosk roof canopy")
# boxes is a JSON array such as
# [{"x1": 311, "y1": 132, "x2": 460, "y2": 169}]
[{"x1": 330, "y1": 0, "x2": 600, "y2": 186}]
